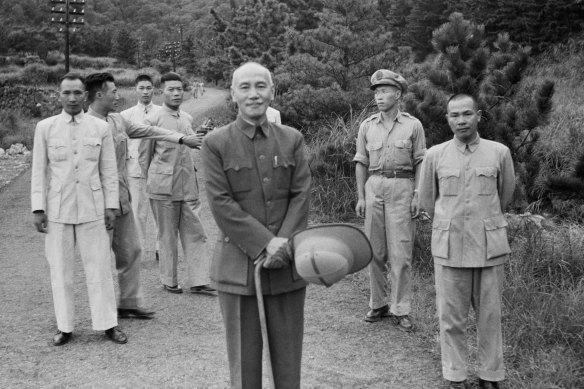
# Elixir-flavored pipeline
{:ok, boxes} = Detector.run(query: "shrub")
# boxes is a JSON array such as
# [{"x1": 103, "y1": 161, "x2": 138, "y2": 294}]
[
  {"x1": 0, "y1": 110, "x2": 35, "y2": 150},
  {"x1": 69, "y1": 55, "x2": 117, "y2": 69},
  {"x1": 45, "y1": 50, "x2": 63, "y2": 66},
  {"x1": 21, "y1": 63, "x2": 65, "y2": 85},
  {"x1": 149, "y1": 59, "x2": 172, "y2": 75}
]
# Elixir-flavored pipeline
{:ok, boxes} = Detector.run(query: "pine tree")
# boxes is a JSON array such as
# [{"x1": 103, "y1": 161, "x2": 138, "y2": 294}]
[
  {"x1": 404, "y1": 0, "x2": 449, "y2": 60},
  {"x1": 111, "y1": 26, "x2": 137, "y2": 65},
  {"x1": 403, "y1": 12, "x2": 555, "y2": 205}
]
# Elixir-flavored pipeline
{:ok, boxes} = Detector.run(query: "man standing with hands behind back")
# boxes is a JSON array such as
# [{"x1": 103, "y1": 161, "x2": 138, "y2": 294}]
[
  {"x1": 201, "y1": 62, "x2": 311, "y2": 389},
  {"x1": 31, "y1": 73, "x2": 127, "y2": 346},
  {"x1": 354, "y1": 69, "x2": 426, "y2": 330},
  {"x1": 418, "y1": 94, "x2": 515, "y2": 389}
]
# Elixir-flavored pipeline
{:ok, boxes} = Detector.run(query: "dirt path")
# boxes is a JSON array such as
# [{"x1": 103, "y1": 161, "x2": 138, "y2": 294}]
[{"x1": 0, "y1": 91, "x2": 443, "y2": 388}]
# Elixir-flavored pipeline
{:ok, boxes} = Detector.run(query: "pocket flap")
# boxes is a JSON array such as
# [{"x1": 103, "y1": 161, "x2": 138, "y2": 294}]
[
  {"x1": 150, "y1": 164, "x2": 174, "y2": 175},
  {"x1": 395, "y1": 139, "x2": 412, "y2": 149},
  {"x1": 224, "y1": 158, "x2": 253, "y2": 172},
  {"x1": 365, "y1": 141, "x2": 383, "y2": 151},
  {"x1": 484, "y1": 215, "x2": 508, "y2": 231},
  {"x1": 90, "y1": 178, "x2": 102, "y2": 190},
  {"x1": 48, "y1": 139, "x2": 67, "y2": 148},
  {"x1": 432, "y1": 218, "x2": 451, "y2": 231},
  {"x1": 438, "y1": 168, "x2": 460, "y2": 179},
  {"x1": 82, "y1": 137, "x2": 101, "y2": 147},
  {"x1": 274, "y1": 154, "x2": 296, "y2": 168},
  {"x1": 476, "y1": 167, "x2": 497, "y2": 177}
]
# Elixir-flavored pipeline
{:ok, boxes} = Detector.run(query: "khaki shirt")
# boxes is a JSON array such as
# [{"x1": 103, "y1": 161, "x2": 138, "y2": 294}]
[
  {"x1": 418, "y1": 136, "x2": 516, "y2": 267},
  {"x1": 120, "y1": 103, "x2": 161, "y2": 178},
  {"x1": 201, "y1": 116, "x2": 311, "y2": 296},
  {"x1": 87, "y1": 107, "x2": 182, "y2": 215},
  {"x1": 353, "y1": 111, "x2": 426, "y2": 171},
  {"x1": 143, "y1": 105, "x2": 198, "y2": 201},
  {"x1": 31, "y1": 110, "x2": 119, "y2": 224}
]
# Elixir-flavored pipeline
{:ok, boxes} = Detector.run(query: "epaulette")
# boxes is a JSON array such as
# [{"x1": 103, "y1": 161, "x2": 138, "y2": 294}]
[{"x1": 364, "y1": 113, "x2": 380, "y2": 123}]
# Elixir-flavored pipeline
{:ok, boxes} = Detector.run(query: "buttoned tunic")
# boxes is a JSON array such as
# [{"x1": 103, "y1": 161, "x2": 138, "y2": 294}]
[
  {"x1": 353, "y1": 111, "x2": 426, "y2": 315},
  {"x1": 201, "y1": 116, "x2": 311, "y2": 296},
  {"x1": 121, "y1": 102, "x2": 161, "y2": 178},
  {"x1": 144, "y1": 105, "x2": 198, "y2": 201},
  {"x1": 418, "y1": 136, "x2": 515, "y2": 267},
  {"x1": 31, "y1": 110, "x2": 118, "y2": 221}
]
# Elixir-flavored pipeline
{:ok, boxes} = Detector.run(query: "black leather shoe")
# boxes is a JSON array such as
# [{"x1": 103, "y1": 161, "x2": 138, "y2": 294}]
[
  {"x1": 448, "y1": 380, "x2": 467, "y2": 389},
  {"x1": 53, "y1": 330, "x2": 72, "y2": 346},
  {"x1": 479, "y1": 379, "x2": 500, "y2": 389},
  {"x1": 118, "y1": 307, "x2": 155, "y2": 319},
  {"x1": 364, "y1": 304, "x2": 390, "y2": 322},
  {"x1": 163, "y1": 284, "x2": 183, "y2": 294},
  {"x1": 105, "y1": 326, "x2": 127, "y2": 344},
  {"x1": 393, "y1": 314, "x2": 414, "y2": 331},
  {"x1": 190, "y1": 284, "x2": 217, "y2": 296}
]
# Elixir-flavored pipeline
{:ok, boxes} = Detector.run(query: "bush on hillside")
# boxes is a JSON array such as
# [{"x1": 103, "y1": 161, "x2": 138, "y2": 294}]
[
  {"x1": 21, "y1": 63, "x2": 64, "y2": 85},
  {"x1": 0, "y1": 110, "x2": 34, "y2": 150},
  {"x1": 69, "y1": 55, "x2": 117, "y2": 69}
]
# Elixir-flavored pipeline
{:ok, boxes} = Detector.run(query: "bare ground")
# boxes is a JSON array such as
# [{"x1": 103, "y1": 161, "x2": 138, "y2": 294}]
[{"x1": 0, "y1": 89, "x2": 443, "y2": 388}]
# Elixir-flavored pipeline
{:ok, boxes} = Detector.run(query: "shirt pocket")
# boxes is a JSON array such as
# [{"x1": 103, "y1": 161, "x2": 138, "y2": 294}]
[
  {"x1": 438, "y1": 168, "x2": 460, "y2": 196},
  {"x1": 366, "y1": 141, "x2": 383, "y2": 169},
  {"x1": 156, "y1": 142, "x2": 177, "y2": 163},
  {"x1": 393, "y1": 139, "x2": 412, "y2": 166},
  {"x1": 90, "y1": 177, "x2": 105, "y2": 217},
  {"x1": 48, "y1": 139, "x2": 68, "y2": 162},
  {"x1": 273, "y1": 154, "x2": 296, "y2": 190},
  {"x1": 82, "y1": 137, "x2": 102, "y2": 161},
  {"x1": 431, "y1": 218, "x2": 450, "y2": 259},
  {"x1": 484, "y1": 215, "x2": 511, "y2": 259},
  {"x1": 224, "y1": 158, "x2": 254, "y2": 194},
  {"x1": 148, "y1": 164, "x2": 174, "y2": 195},
  {"x1": 475, "y1": 167, "x2": 498, "y2": 195}
]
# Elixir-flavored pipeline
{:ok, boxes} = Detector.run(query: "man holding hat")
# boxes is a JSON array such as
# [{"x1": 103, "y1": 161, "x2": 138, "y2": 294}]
[
  {"x1": 201, "y1": 62, "x2": 311, "y2": 389},
  {"x1": 354, "y1": 69, "x2": 426, "y2": 330}
]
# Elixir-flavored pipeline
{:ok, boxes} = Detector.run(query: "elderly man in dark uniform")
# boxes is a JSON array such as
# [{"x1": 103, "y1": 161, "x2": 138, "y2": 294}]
[{"x1": 201, "y1": 62, "x2": 311, "y2": 389}]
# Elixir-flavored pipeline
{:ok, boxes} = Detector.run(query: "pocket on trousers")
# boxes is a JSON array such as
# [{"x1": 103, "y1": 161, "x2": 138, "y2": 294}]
[
  {"x1": 431, "y1": 218, "x2": 451, "y2": 259},
  {"x1": 484, "y1": 215, "x2": 511, "y2": 259}
]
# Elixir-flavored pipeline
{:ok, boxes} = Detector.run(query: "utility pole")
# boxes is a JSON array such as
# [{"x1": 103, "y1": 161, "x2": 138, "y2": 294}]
[
  {"x1": 163, "y1": 41, "x2": 181, "y2": 72},
  {"x1": 50, "y1": 0, "x2": 85, "y2": 73}
]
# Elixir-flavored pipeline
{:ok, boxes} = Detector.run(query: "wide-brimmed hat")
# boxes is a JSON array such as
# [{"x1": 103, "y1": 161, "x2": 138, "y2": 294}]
[{"x1": 291, "y1": 224, "x2": 372, "y2": 287}]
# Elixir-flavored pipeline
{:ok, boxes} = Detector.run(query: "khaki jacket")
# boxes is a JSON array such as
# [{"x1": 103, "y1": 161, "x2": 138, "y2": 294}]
[
  {"x1": 201, "y1": 116, "x2": 311, "y2": 296},
  {"x1": 31, "y1": 110, "x2": 119, "y2": 224}
]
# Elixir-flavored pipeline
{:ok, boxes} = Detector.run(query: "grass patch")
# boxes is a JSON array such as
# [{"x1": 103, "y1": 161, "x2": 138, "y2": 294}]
[{"x1": 0, "y1": 110, "x2": 36, "y2": 150}]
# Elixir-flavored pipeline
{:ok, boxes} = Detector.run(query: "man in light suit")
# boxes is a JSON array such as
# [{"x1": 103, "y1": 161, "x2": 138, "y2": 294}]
[
  {"x1": 202, "y1": 62, "x2": 311, "y2": 389},
  {"x1": 31, "y1": 73, "x2": 127, "y2": 346}
]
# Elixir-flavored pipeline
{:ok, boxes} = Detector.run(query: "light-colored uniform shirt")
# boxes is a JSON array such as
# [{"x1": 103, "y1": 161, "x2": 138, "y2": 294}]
[
  {"x1": 266, "y1": 106, "x2": 281, "y2": 124},
  {"x1": 418, "y1": 135, "x2": 516, "y2": 268},
  {"x1": 120, "y1": 102, "x2": 162, "y2": 178},
  {"x1": 86, "y1": 107, "x2": 182, "y2": 215},
  {"x1": 31, "y1": 110, "x2": 119, "y2": 224},
  {"x1": 353, "y1": 111, "x2": 426, "y2": 171},
  {"x1": 143, "y1": 105, "x2": 198, "y2": 201}
]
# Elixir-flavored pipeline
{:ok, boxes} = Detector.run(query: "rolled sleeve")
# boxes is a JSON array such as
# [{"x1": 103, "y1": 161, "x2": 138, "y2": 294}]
[
  {"x1": 412, "y1": 121, "x2": 427, "y2": 166},
  {"x1": 353, "y1": 122, "x2": 369, "y2": 166}
]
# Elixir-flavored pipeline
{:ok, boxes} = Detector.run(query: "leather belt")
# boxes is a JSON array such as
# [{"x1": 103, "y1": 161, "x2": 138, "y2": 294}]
[{"x1": 371, "y1": 170, "x2": 414, "y2": 179}]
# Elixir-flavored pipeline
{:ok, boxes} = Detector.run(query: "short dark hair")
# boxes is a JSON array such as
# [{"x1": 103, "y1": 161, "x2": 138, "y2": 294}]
[
  {"x1": 135, "y1": 74, "x2": 154, "y2": 85},
  {"x1": 160, "y1": 72, "x2": 183, "y2": 85},
  {"x1": 86, "y1": 72, "x2": 115, "y2": 103},
  {"x1": 446, "y1": 93, "x2": 479, "y2": 111},
  {"x1": 60, "y1": 72, "x2": 86, "y2": 88}
]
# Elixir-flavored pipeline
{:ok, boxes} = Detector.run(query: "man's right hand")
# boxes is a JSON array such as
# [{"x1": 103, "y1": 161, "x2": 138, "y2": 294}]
[
  {"x1": 355, "y1": 198, "x2": 366, "y2": 218},
  {"x1": 33, "y1": 211, "x2": 48, "y2": 233},
  {"x1": 182, "y1": 134, "x2": 204, "y2": 149}
]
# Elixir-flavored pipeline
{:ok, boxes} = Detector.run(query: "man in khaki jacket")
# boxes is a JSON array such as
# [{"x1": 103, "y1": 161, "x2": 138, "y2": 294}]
[
  {"x1": 202, "y1": 62, "x2": 311, "y2": 389},
  {"x1": 31, "y1": 73, "x2": 126, "y2": 346}
]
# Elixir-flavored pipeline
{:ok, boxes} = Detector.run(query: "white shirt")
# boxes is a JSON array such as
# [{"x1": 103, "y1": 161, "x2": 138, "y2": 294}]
[
  {"x1": 120, "y1": 102, "x2": 161, "y2": 178},
  {"x1": 266, "y1": 106, "x2": 281, "y2": 124}
]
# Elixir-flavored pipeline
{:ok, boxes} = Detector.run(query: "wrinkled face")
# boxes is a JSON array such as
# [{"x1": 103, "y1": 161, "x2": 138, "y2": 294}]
[
  {"x1": 231, "y1": 64, "x2": 274, "y2": 122},
  {"x1": 373, "y1": 85, "x2": 401, "y2": 113},
  {"x1": 136, "y1": 80, "x2": 154, "y2": 105},
  {"x1": 59, "y1": 78, "x2": 87, "y2": 116},
  {"x1": 446, "y1": 96, "x2": 481, "y2": 144},
  {"x1": 163, "y1": 80, "x2": 184, "y2": 109},
  {"x1": 101, "y1": 81, "x2": 120, "y2": 113}
]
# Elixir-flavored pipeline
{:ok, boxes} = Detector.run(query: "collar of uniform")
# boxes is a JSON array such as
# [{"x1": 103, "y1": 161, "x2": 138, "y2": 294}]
[
  {"x1": 86, "y1": 106, "x2": 107, "y2": 122},
  {"x1": 454, "y1": 134, "x2": 481, "y2": 153},
  {"x1": 236, "y1": 115, "x2": 269, "y2": 139},
  {"x1": 375, "y1": 109, "x2": 403, "y2": 125},
  {"x1": 138, "y1": 102, "x2": 154, "y2": 112},
  {"x1": 162, "y1": 104, "x2": 180, "y2": 117},
  {"x1": 61, "y1": 109, "x2": 85, "y2": 123}
]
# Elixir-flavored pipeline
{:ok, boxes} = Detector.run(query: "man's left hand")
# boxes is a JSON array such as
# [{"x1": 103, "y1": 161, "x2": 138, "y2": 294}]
[
  {"x1": 410, "y1": 192, "x2": 419, "y2": 219},
  {"x1": 105, "y1": 209, "x2": 116, "y2": 230},
  {"x1": 181, "y1": 134, "x2": 204, "y2": 149}
]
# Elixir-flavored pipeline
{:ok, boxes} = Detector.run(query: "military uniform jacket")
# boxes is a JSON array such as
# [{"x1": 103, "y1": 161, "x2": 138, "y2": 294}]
[
  {"x1": 201, "y1": 116, "x2": 311, "y2": 296},
  {"x1": 418, "y1": 136, "x2": 516, "y2": 267},
  {"x1": 31, "y1": 110, "x2": 119, "y2": 223}
]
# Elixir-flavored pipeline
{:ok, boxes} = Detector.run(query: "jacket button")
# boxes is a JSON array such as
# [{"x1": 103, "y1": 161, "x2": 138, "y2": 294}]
[
  {"x1": 263, "y1": 177, "x2": 269, "y2": 183},
  {"x1": 224, "y1": 237, "x2": 230, "y2": 242}
]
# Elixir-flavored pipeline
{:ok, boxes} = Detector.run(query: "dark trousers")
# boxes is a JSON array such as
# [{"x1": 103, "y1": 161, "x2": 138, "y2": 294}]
[{"x1": 218, "y1": 287, "x2": 306, "y2": 389}]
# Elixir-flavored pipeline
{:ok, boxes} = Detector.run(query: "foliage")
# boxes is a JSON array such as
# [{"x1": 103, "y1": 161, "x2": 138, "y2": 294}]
[
  {"x1": 111, "y1": 27, "x2": 137, "y2": 65},
  {"x1": 0, "y1": 110, "x2": 35, "y2": 150}
]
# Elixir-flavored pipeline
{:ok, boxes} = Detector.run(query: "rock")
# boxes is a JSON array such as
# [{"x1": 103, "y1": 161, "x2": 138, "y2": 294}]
[
  {"x1": 0, "y1": 148, "x2": 4, "y2": 157},
  {"x1": 7, "y1": 143, "x2": 27, "y2": 155}
]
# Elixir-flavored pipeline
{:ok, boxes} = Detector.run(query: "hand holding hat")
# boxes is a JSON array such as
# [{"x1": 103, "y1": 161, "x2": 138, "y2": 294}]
[{"x1": 263, "y1": 237, "x2": 292, "y2": 269}]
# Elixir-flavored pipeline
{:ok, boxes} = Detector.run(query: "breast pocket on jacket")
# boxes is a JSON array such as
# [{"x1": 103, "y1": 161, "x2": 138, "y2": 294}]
[
  {"x1": 438, "y1": 168, "x2": 460, "y2": 196},
  {"x1": 274, "y1": 154, "x2": 296, "y2": 190},
  {"x1": 393, "y1": 139, "x2": 412, "y2": 166},
  {"x1": 82, "y1": 138, "x2": 101, "y2": 161},
  {"x1": 366, "y1": 141, "x2": 383, "y2": 169},
  {"x1": 148, "y1": 164, "x2": 174, "y2": 196},
  {"x1": 224, "y1": 158, "x2": 254, "y2": 195},
  {"x1": 48, "y1": 139, "x2": 68, "y2": 162},
  {"x1": 475, "y1": 167, "x2": 498, "y2": 195}
]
